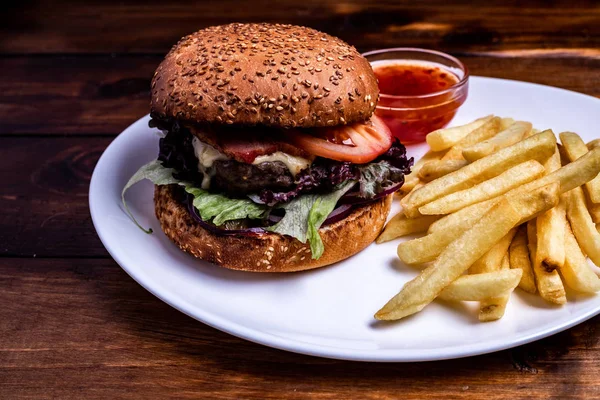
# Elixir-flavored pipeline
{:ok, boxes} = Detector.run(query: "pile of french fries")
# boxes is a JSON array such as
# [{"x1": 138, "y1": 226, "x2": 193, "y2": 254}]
[{"x1": 376, "y1": 115, "x2": 600, "y2": 322}]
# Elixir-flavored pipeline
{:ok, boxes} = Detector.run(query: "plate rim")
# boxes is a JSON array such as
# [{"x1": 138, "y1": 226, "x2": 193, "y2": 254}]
[{"x1": 90, "y1": 76, "x2": 600, "y2": 362}]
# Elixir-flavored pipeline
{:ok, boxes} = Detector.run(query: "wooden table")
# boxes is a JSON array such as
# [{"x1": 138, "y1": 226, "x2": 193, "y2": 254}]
[{"x1": 1, "y1": 1, "x2": 599, "y2": 398}]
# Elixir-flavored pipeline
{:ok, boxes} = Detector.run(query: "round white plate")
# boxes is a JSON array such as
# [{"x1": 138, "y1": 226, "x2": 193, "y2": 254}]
[{"x1": 90, "y1": 77, "x2": 600, "y2": 362}]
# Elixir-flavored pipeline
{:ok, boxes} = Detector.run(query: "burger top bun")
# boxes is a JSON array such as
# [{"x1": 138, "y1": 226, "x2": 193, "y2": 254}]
[{"x1": 151, "y1": 23, "x2": 379, "y2": 129}]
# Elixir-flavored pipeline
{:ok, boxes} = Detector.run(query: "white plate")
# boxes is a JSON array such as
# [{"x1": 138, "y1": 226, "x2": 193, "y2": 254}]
[{"x1": 90, "y1": 77, "x2": 600, "y2": 362}]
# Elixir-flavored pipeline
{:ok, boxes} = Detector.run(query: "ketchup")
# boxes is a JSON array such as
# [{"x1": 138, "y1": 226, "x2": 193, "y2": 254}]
[{"x1": 372, "y1": 61, "x2": 466, "y2": 143}]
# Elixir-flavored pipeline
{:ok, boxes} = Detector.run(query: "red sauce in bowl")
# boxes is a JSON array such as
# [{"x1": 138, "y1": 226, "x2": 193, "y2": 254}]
[
  {"x1": 375, "y1": 63, "x2": 459, "y2": 96},
  {"x1": 372, "y1": 61, "x2": 468, "y2": 143}
]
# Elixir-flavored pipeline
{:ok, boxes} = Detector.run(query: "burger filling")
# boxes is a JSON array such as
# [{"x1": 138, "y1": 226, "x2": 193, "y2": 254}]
[{"x1": 123, "y1": 115, "x2": 412, "y2": 259}]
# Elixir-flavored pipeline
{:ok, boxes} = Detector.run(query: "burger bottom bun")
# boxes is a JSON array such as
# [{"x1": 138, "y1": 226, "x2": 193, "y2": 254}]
[{"x1": 154, "y1": 185, "x2": 391, "y2": 272}]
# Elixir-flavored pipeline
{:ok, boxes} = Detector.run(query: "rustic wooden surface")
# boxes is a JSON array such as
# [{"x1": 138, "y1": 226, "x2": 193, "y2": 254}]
[{"x1": 1, "y1": 1, "x2": 599, "y2": 398}]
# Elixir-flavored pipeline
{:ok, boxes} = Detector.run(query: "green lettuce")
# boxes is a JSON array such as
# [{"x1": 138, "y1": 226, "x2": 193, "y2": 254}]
[
  {"x1": 184, "y1": 187, "x2": 269, "y2": 226},
  {"x1": 123, "y1": 160, "x2": 355, "y2": 259},
  {"x1": 358, "y1": 160, "x2": 406, "y2": 198},
  {"x1": 122, "y1": 160, "x2": 185, "y2": 233},
  {"x1": 267, "y1": 181, "x2": 355, "y2": 259},
  {"x1": 122, "y1": 160, "x2": 269, "y2": 232}
]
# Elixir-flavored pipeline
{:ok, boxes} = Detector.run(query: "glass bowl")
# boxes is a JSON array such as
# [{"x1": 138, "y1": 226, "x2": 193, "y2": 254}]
[{"x1": 363, "y1": 48, "x2": 469, "y2": 144}]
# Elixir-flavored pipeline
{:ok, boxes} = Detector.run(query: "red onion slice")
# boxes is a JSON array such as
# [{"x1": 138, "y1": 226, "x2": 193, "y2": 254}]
[
  {"x1": 340, "y1": 179, "x2": 404, "y2": 205},
  {"x1": 322, "y1": 203, "x2": 354, "y2": 225}
]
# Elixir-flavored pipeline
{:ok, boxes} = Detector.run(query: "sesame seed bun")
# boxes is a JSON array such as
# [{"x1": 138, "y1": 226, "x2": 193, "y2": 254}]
[
  {"x1": 154, "y1": 185, "x2": 391, "y2": 272},
  {"x1": 151, "y1": 23, "x2": 379, "y2": 128}
]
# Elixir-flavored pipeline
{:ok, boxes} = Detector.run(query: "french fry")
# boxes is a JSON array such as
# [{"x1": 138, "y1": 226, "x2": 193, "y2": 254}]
[
  {"x1": 403, "y1": 130, "x2": 557, "y2": 217},
  {"x1": 527, "y1": 220, "x2": 567, "y2": 304},
  {"x1": 419, "y1": 160, "x2": 544, "y2": 215},
  {"x1": 560, "y1": 132, "x2": 600, "y2": 203},
  {"x1": 376, "y1": 214, "x2": 441, "y2": 244},
  {"x1": 536, "y1": 195, "x2": 567, "y2": 271},
  {"x1": 462, "y1": 121, "x2": 532, "y2": 162},
  {"x1": 472, "y1": 230, "x2": 516, "y2": 322},
  {"x1": 479, "y1": 254, "x2": 512, "y2": 322},
  {"x1": 469, "y1": 229, "x2": 517, "y2": 274},
  {"x1": 509, "y1": 225, "x2": 537, "y2": 293},
  {"x1": 427, "y1": 148, "x2": 600, "y2": 234},
  {"x1": 428, "y1": 200, "x2": 495, "y2": 234},
  {"x1": 398, "y1": 183, "x2": 559, "y2": 265},
  {"x1": 559, "y1": 224, "x2": 600, "y2": 293},
  {"x1": 399, "y1": 182, "x2": 423, "y2": 210},
  {"x1": 535, "y1": 149, "x2": 567, "y2": 271},
  {"x1": 399, "y1": 149, "x2": 446, "y2": 195},
  {"x1": 588, "y1": 139, "x2": 600, "y2": 150},
  {"x1": 398, "y1": 205, "x2": 492, "y2": 264},
  {"x1": 500, "y1": 117, "x2": 516, "y2": 131},
  {"x1": 418, "y1": 160, "x2": 469, "y2": 182},
  {"x1": 438, "y1": 269, "x2": 522, "y2": 302},
  {"x1": 567, "y1": 186, "x2": 600, "y2": 266},
  {"x1": 380, "y1": 199, "x2": 521, "y2": 320},
  {"x1": 378, "y1": 185, "x2": 559, "y2": 320},
  {"x1": 426, "y1": 115, "x2": 493, "y2": 151},
  {"x1": 585, "y1": 190, "x2": 600, "y2": 224},
  {"x1": 442, "y1": 117, "x2": 502, "y2": 160},
  {"x1": 528, "y1": 128, "x2": 541, "y2": 138}
]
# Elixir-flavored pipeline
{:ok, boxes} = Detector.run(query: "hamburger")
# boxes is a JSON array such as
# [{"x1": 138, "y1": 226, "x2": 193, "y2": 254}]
[{"x1": 123, "y1": 23, "x2": 412, "y2": 272}]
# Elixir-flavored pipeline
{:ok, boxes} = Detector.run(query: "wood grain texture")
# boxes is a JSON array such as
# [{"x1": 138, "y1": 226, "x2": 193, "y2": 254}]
[
  {"x1": 1, "y1": 55, "x2": 598, "y2": 135},
  {"x1": 1, "y1": 258, "x2": 599, "y2": 400},
  {"x1": 2, "y1": 0, "x2": 600, "y2": 398},
  {"x1": 2, "y1": 0, "x2": 599, "y2": 55},
  {"x1": 0, "y1": 137, "x2": 109, "y2": 257}
]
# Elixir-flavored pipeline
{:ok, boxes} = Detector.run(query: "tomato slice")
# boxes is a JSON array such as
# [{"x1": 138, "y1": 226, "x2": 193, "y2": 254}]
[{"x1": 285, "y1": 115, "x2": 393, "y2": 164}]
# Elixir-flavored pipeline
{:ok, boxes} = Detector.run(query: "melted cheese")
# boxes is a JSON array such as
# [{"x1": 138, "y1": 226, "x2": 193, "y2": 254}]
[
  {"x1": 252, "y1": 152, "x2": 311, "y2": 177},
  {"x1": 192, "y1": 137, "x2": 227, "y2": 189},
  {"x1": 192, "y1": 138, "x2": 311, "y2": 188}
]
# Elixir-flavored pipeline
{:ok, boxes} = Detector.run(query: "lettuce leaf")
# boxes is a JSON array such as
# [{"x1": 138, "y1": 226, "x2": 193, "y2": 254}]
[
  {"x1": 184, "y1": 187, "x2": 269, "y2": 226},
  {"x1": 121, "y1": 160, "x2": 185, "y2": 233},
  {"x1": 123, "y1": 160, "x2": 354, "y2": 259},
  {"x1": 358, "y1": 160, "x2": 408, "y2": 198},
  {"x1": 122, "y1": 160, "x2": 269, "y2": 232},
  {"x1": 267, "y1": 181, "x2": 355, "y2": 259}
]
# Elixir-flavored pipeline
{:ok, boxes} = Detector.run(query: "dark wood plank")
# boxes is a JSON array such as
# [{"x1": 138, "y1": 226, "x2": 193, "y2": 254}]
[
  {"x1": 3, "y1": 1, "x2": 599, "y2": 55},
  {"x1": 0, "y1": 137, "x2": 110, "y2": 257},
  {"x1": 0, "y1": 257, "x2": 599, "y2": 399},
  {"x1": 0, "y1": 56, "x2": 156, "y2": 135},
  {"x1": 1, "y1": 55, "x2": 598, "y2": 135}
]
